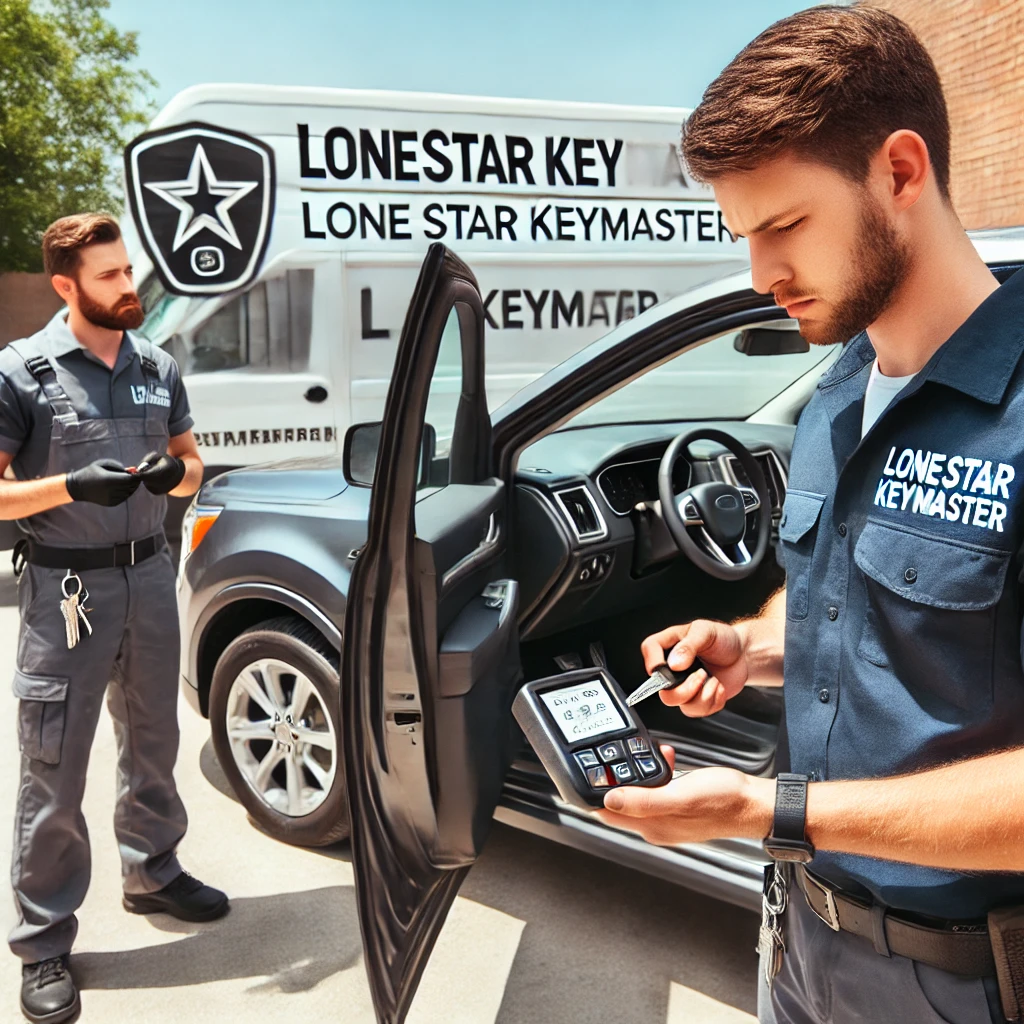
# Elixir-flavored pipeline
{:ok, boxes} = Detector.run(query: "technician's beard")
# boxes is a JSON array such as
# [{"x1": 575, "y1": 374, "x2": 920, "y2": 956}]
[
  {"x1": 804, "y1": 196, "x2": 913, "y2": 347},
  {"x1": 75, "y1": 284, "x2": 145, "y2": 331}
]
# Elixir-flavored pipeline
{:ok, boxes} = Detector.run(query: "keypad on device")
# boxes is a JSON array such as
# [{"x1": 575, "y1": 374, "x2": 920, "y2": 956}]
[{"x1": 575, "y1": 735, "x2": 663, "y2": 790}]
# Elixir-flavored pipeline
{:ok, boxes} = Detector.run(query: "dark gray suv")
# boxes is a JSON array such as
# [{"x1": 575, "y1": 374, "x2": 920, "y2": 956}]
[{"x1": 182, "y1": 244, "x2": 1018, "y2": 1023}]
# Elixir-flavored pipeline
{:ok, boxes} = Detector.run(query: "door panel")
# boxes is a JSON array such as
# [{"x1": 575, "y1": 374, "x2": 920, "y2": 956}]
[
  {"x1": 342, "y1": 244, "x2": 522, "y2": 1024},
  {"x1": 439, "y1": 581, "x2": 519, "y2": 697},
  {"x1": 415, "y1": 481, "x2": 505, "y2": 608},
  {"x1": 433, "y1": 577, "x2": 520, "y2": 859}
]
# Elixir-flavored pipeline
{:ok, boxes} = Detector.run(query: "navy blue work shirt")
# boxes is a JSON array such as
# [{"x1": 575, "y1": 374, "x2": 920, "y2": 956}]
[{"x1": 779, "y1": 267, "x2": 1024, "y2": 921}]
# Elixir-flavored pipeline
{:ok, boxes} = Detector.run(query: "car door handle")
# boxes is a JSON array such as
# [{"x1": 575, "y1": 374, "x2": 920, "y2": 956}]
[
  {"x1": 481, "y1": 580, "x2": 517, "y2": 629},
  {"x1": 441, "y1": 513, "x2": 501, "y2": 590}
]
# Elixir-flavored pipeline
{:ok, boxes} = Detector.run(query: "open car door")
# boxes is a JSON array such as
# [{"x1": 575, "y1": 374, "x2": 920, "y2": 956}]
[{"x1": 342, "y1": 244, "x2": 523, "y2": 1024}]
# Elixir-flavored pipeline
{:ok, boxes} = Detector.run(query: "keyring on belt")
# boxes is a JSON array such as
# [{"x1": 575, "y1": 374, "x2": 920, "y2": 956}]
[{"x1": 61, "y1": 569, "x2": 87, "y2": 601}]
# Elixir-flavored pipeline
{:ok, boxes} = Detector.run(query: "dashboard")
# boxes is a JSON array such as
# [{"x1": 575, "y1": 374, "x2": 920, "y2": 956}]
[
  {"x1": 593, "y1": 449, "x2": 787, "y2": 518},
  {"x1": 596, "y1": 457, "x2": 690, "y2": 516},
  {"x1": 512, "y1": 421, "x2": 795, "y2": 638}
]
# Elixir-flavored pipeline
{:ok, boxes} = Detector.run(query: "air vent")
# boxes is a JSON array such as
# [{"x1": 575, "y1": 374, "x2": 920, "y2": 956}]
[
  {"x1": 721, "y1": 451, "x2": 787, "y2": 511},
  {"x1": 554, "y1": 486, "x2": 608, "y2": 542}
]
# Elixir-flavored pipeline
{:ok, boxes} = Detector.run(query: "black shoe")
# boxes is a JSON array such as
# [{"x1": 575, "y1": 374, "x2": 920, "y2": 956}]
[
  {"x1": 122, "y1": 871, "x2": 229, "y2": 922},
  {"x1": 21, "y1": 955, "x2": 79, "y2": 1024}
]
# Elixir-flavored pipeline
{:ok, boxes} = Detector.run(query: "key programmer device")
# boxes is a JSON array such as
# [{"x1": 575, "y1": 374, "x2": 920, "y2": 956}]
[{"x1": 513, "y1": 668, "x2": 672, "y2": 810}]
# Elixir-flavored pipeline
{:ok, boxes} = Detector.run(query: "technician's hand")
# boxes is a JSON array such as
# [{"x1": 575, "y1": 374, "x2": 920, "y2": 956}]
[
  {"x1": 65, "y1": 459, "x2": 141, "y2": 507},
  {"x1": 136, "y1": 450, "x2": 186, "y2": 495},
  {"x1": 641, "y1": 620, "x2": 748, "y2": 717},
  {"x1": 596, "y1": 745, "x2": 771, "y2": 845}
]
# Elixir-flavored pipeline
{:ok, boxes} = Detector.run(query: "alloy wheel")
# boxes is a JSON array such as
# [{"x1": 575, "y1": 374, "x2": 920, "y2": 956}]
[{"x1": 224, "y1": 657, "x2": 337, "y2": 817}]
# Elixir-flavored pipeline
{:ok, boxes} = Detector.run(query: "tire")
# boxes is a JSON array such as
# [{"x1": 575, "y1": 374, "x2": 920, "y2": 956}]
[{"x1": 208, "y1": 615, "x2": 350, "y2": 846}]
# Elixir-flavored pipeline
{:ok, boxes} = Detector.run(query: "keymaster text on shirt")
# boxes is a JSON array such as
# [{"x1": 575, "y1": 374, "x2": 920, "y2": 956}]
[{"x1": 874, "y1": 447, "x2": 1014, "y2": 532}]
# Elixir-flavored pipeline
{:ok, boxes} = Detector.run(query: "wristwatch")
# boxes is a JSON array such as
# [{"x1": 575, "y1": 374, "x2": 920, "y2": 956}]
[{"x1": 762, "y1": 772, "x2": 815, "y2": 863}]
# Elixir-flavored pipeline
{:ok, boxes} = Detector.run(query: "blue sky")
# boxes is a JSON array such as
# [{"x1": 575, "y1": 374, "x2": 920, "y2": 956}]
[{"x1": 106, "y1": 0, "x2": 814, "y2": 114}]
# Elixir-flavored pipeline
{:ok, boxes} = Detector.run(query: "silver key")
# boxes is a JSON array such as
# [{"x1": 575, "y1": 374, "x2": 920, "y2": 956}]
[
  {"x1": 625, "y1": 664, "x2": 680, "y2": 706},
  {"x1": 758, "y1": 920, "x2": 785, "y2": 987},
  {"x1": 60, "y1": 572, "x2": 88, "y2": 650},
  {"x1": 758, "y1": 863, "x2": 788, "y2": 989},
  {"x1": 60, "y1": 591, "x2": 80, "y2": 649}
]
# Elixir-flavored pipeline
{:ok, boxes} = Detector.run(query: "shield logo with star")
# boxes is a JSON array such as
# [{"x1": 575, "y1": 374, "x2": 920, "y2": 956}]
[{"x1": 124, "y1": 122, "x2": 275, "y2": 296}]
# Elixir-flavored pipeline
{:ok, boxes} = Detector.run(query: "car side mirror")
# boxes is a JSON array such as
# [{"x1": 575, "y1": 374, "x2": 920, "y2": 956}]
[
  {"x1": 733, "y1": 327, "x2": 809, "y2": 356},
  {"x1": 343, "y1": 421, "x2": 437, "y2": 487}
]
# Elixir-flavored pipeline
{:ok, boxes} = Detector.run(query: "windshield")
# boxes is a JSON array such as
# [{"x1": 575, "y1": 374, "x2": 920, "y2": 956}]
[
  {"x1": 562, "y1": 321, "x2": 833, "y2": 428},
  {"x1": 136, "y1": 273, "x2": 194, "y2": 346}
]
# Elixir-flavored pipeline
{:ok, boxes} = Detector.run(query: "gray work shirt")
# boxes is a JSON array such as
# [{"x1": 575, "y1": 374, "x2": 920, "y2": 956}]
[
  {"x1": 779, "y1": 267, "x2": 1024, "y2": 920},
  {"x1": 0, "y1": 311, "x2": 192, "y2": 546}
]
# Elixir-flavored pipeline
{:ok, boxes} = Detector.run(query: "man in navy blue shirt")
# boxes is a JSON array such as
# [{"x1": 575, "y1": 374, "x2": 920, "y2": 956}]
[{"x1": 597, "y1": 7, "x2": 1024, "y2": 1023}]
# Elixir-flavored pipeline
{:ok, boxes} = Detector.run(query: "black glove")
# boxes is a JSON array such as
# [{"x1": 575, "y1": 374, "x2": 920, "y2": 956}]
[
  {"x1": 136, "y1": 450, "x2": 186, "y2": 495},
  {"x1": 66, "y1": 459, "x2": 141, "y2": 507}
]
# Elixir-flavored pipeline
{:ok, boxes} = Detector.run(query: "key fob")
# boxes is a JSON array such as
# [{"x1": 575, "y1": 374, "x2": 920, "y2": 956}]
[{"x1": 513, "y1": 667, "x2": 673, "y2": 810}]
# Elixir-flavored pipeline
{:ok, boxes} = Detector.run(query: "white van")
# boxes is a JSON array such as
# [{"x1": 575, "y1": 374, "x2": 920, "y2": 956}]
[{"x1": 122, "y1": 84, "x2": 750, "y2": 473}]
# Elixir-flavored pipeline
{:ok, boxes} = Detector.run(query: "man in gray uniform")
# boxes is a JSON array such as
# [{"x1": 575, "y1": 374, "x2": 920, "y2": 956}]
[{"x1": 0, "y1": 213, "x2": 228, "y2": 1024}]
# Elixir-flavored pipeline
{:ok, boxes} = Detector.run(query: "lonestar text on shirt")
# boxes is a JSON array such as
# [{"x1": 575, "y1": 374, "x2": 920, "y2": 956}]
[{"x1": 873, "y1": 447, "x2": 1015, "y2": 532}]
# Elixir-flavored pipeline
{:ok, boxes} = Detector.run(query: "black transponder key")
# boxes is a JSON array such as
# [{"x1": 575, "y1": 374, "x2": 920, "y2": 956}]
[{"x1": 512, "y1": 667, "x2": 672, "y2": 810}]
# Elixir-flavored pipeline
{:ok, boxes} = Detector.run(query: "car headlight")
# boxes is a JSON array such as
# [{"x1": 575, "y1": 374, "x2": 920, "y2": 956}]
[{"x1": 179, "y1": 500, "x2": 223, "y2": 573}]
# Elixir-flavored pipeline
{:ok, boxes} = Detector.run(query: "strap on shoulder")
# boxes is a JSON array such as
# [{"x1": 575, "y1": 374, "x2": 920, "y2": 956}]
[
  {"x1": 141, "y1": 354, "x2": 161, "y2": 381},
  {"x1": 11, "y1": 347, "x2": 77, "y2": 420},
  {"x1": 23, "y1": 355, "x2": 55, "y2": 383}
]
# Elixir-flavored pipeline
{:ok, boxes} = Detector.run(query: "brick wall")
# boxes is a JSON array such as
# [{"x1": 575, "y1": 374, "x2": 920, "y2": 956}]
[
  {"x1": 0, "y1": 273, "x2": 62, "y2": 347},
  {"x1": 868, "y1": 0, "x2": 1024, "y2": 229}
]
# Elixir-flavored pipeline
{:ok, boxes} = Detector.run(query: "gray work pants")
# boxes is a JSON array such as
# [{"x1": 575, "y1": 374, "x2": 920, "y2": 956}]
[
  {"x1": 758, "y1": 878, "x2": 1007, "y2": 1023},
  {"x1": 9, "y1": 550, "x2": 188, "y2": 963}
]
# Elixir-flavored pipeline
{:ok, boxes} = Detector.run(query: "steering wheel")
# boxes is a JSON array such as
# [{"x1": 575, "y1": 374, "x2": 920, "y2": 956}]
[{"x1": 658, "y1": 428, "x2": 772, "y2": 581}]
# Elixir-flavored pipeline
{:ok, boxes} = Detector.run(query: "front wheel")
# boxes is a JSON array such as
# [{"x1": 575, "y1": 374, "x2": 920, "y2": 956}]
[{"x1": 209, "y1": 616, "x2": 350, "y2": 847}]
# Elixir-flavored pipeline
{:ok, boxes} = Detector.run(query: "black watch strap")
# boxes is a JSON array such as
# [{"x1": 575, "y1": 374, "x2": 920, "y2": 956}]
[
  {"x1": 763, "y1": 772, "x2": 814, "y2": 863},
  {"x1": 774, "y1": 773, "x2": 809, "y2": 841}
]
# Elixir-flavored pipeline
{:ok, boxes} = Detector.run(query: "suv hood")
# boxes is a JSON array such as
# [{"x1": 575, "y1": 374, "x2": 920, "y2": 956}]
[{"x1": 202, "y1": 455, "x2": 347, "y2": 504}]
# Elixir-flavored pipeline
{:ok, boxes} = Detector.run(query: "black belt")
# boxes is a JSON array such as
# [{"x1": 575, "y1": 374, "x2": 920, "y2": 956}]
[
  {"x1": 796, "y1": 865, "x2": 994, "y2": 977},
  {"x1": 22, "y1": 534, "x2": 165, "y2": 571}
]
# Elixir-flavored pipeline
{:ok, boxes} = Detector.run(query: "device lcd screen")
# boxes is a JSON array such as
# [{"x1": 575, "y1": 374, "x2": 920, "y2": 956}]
[{"x1": 540, "y1": 679, "x2": 629, "y2": 743}]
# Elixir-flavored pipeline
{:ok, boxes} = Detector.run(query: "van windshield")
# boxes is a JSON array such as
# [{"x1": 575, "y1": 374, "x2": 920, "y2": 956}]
[{"x1": 137, "y1": 274, "x2": 194, "y2": 346}]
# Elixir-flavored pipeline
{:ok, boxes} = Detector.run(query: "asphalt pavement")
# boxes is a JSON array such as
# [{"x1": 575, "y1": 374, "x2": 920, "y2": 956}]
[{"x1": 0, "y1": 557, "x2": 759, "y2": 1023}]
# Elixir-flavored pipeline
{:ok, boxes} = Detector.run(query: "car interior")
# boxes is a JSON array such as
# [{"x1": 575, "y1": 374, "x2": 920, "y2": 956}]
[
  {"x1": 509, "y1": 429, "x2": 788, "y2": 783},
  {"x1": 486, "y1": 320, "x2": 829, "y2": 806}
]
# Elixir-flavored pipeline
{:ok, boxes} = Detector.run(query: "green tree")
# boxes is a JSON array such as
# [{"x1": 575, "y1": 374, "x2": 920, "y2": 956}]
[{"x1": 0, "y1": 0, "x2": 155, "y2": 271}]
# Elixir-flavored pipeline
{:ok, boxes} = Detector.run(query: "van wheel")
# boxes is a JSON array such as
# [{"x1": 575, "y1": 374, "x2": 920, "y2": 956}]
[{"x1": 208, "y1": 616, "x2": 349, "y2": 846}]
